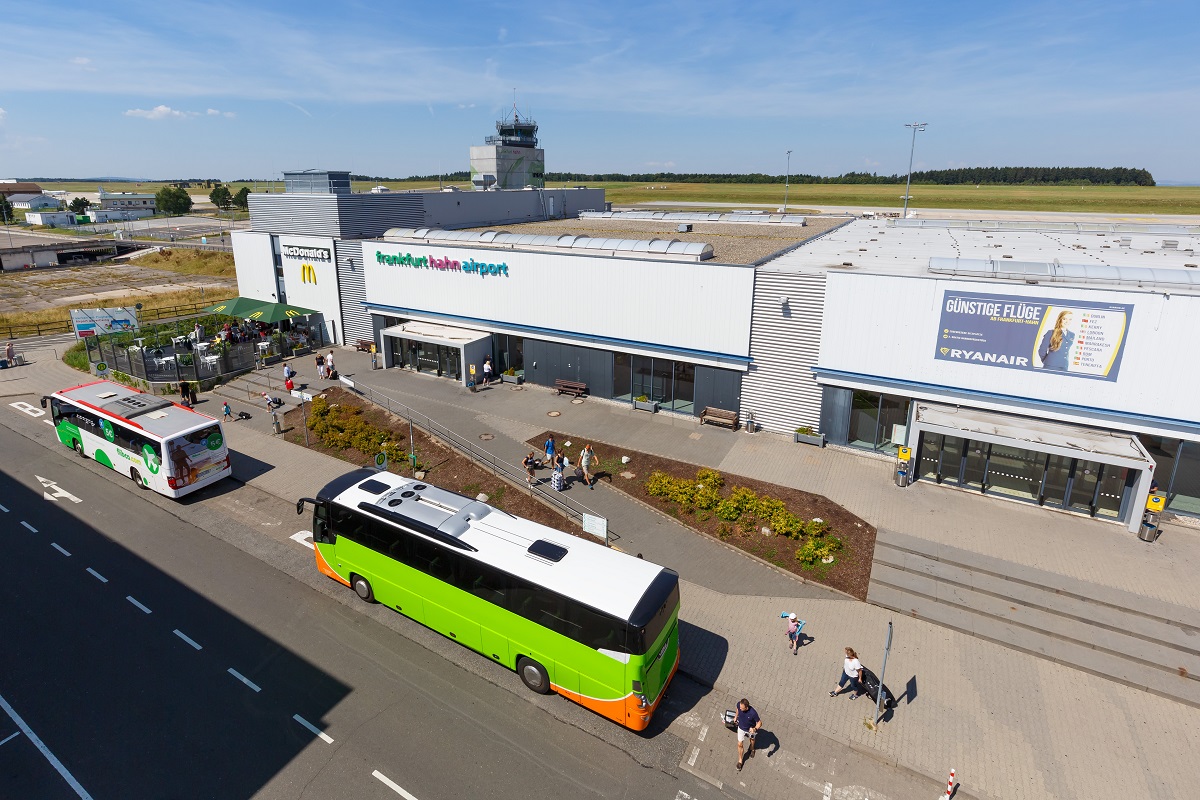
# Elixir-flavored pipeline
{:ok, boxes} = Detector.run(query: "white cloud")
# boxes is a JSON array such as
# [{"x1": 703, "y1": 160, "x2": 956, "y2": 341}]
[
  {"x1": 457, "y1": 103, "x2": 476, "y2": 109},
  {"x1": 71, "y1": 56, "x2": 89, "y2": 64},
  {"x1": 207, "y1": 108, "x2": 221, "y2": 115},
  {"x1": 498, "y1": 27, "x2": 507, "y2": 41},
  {"x1": 223, "y1": 111, "x2": 236, "y2": 118},
  {"x1": 124, "y1": 104, "x2": 197, "y2": 120},
  {"x1": 284, "y1": 100, "x2": 312, "y2": 117},
  {"x1": 644, "y1": 161, "x2": 676, "y2": 169},
  {"x1": 0, "y1": 107, "x2": 6, "y2": 125}
]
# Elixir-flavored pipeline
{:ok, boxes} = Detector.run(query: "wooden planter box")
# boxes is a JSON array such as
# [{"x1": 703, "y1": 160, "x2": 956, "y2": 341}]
[
  {"x1": 633, "y1": 399, "x2": 659, "y2": 413},
  {"x1": 794, "y1": 432, "x2": 825, "y2": 447}
]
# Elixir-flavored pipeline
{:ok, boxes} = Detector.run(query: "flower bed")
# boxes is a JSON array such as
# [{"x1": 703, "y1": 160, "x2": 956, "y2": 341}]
[{"x1": 527, "y1": 431, "x2": 875, "y2": 599}]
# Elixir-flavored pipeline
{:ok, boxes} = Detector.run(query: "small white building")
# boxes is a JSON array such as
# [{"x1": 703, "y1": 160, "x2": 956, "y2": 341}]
[
  {"x1": 9, "y1": 193, "x2": 61, "y2": 210},
  {"x1": 25, "y1": 211, "x2": 79, "y2": 226}
]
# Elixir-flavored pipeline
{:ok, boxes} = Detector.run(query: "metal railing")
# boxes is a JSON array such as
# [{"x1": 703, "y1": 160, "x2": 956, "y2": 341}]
[
  {"x1": 339, "y1": 378, "x2": 611, "y2": 545},
  {"x1": 3, "y1": 300, "x2": 219, "y2": 341}
]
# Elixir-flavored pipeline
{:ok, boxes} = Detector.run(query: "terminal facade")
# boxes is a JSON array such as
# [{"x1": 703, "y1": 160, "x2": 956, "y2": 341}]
[{"x1": 230, "y1": 172, "x2": 1200, "y2": 533}]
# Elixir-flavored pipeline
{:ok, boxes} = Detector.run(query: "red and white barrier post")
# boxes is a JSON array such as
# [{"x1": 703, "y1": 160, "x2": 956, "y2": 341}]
[{"x1": 942, "y1": 768, "x2": 955, "y2": 797}]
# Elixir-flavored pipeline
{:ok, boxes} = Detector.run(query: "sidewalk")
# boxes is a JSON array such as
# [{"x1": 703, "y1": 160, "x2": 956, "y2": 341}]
[{"x1": 6, "y1": 345, "x2": 1200, "y2": 799}]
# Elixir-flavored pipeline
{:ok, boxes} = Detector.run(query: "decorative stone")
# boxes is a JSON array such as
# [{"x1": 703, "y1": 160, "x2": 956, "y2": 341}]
[
  {"x1": 476, "y1": 493, "x2": 489, "y2": 502},
  {"x1": 479, "y1": 433, "x2": 494, "y2": 441},
  {"x1": 621, "y1": 456, "x2": 631, "y2": 464},
  {"x1": 821, "y1": 556, "x2": 835, "y2": 564},
  {"x1": 620, "y1": 471, "x2": 636, "y2": 480},
  {"x1": 548, "y1": 411, "x2": 561, "y2": 417},
  {"x1": 414, "y1": 471, "x2": 426, "y2": 479},
  {"x1": 761, "y1": 527, "x2": 772, "y2": 536}
]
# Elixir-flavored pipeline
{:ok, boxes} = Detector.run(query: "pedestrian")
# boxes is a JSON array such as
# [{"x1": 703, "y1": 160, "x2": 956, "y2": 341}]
[
  {"x1": 551, "y1": 452, "x2": 566, "y2": 491},
  {"x1": 262, "y1": 392, "x2": 281, "y2": 409},
  {"x1": 179, "y1": 381, "x2": 189, "y2": 403},
  {"x1": 830, "y1": 647, "x2": 865, "y2": 698},
  {"x1": 579, "y1": 443, "x2": 596, "y2": 489},
  {"x1": 222, "y1": 401, "x2": 232, "y2": 422},
  {"x1": 734, "y1": 698, "x2": 761, "y2": 771},
  {"x1": 785, "y1": 613, "x2": 805, "y2": 654},
  {"x1": 315, "y1": 353, "x2": 325, "y2": 379},
  {"x1": 5, "y1": 340, "x2": 14, "y2": 366},
  {"x1": 482, "y1": 356, "x2": 493, "y2": 387},
  {"x1": 522, "y1": 451, "x2": 538, "y2": 488},
  {"x1": 544, "y1": 434, "x2": 556, "y2": 467},
  {"x1": 325, "y1": 350, "x2": 336, "y2": 379},
  {"x1": 283, "y1": 363, "x2": 293, "y2": 381}
]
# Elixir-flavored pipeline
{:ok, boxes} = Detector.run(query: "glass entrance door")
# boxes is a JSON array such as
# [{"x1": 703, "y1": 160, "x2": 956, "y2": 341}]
[
  {"x1": 440, "y1": 346, "x2": 461, "y2": 381},
  {"x1": 985, "y1": 444, "x2": 1044, "y2": 502},
  {"x1": 416, "y1": 342, "x2": 439, "y2": 374},
  {"x1": 1067, "y1": 460, "x2": 1101, "y2": 515},
  {"x1": 1041, "y1": 454, "x2": 1071, "y2": 506},
  {"x1": 961, "y1": 441, "x2": 989, "y2": 490}
]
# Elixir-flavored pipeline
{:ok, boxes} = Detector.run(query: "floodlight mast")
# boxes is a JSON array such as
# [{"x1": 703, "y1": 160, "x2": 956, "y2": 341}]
[
  {"x1": 902, "y1": 122, "x2": 927, "y2": 219},
  {"x1": 783, "y1": 150, "x2": 793, "y2": 213}
]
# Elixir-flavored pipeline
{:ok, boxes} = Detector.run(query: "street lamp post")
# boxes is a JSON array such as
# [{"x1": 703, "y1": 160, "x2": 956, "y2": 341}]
[
  {"x1": 1, "y1": 204, "x2": 13, "y2": 249},
  {"x1": 902, "y1": 122, "x2": 927, "y2": 219},
  {"x1": 783, "y1": 150, "x2": 793, "y2": 214}
]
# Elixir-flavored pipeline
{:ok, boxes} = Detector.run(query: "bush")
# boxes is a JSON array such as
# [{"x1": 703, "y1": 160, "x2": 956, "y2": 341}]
[
  {"x1": 695, "y1": 467, "x2": 724, "y2": 490},
  {"x1": 645, "y1": 471, "x2": 675, "y2": 497},
  {"x1": 805, "y1": 517, "x2": 831, "y2": 537},
  {"x1": 795, "y1": 536, "x2": 842, "y2": 567},
  {"x1": 63, "y1": 341, "x2": 89, "y2": 372}
]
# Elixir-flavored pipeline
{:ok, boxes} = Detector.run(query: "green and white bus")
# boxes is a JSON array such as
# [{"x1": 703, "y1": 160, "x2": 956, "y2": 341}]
[
  {"x1": 297, "y1": 470, "x2": 680, "y2": 730},
  {"x1": 43, "y1": 380, "x2": 232, "y2": 498}
]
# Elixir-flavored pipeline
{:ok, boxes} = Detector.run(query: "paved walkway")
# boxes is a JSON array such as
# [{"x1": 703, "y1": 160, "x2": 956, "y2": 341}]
[{"x1": 6, "y1": 344, "x2": 1200, "y2": 799}]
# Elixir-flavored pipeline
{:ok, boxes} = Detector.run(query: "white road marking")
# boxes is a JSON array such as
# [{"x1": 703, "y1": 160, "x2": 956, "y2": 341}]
[
  {"x1": 21, "y1": 521, "x2": 37, "y2": 533},
  {"x1": 698, "y1": 723, "x2": 708, "y2": 742},
  {"x1": 0, "y1": 731, "x2": 20, "y2": 747},
  {"x1": 372, "y1": 770, "x2": 420, "y2": 799},
  {"x1": 0, "y1": 692, "x2": 94, "y2": 800},
  {"x1": 173, "y1": 629, "x2": 202, "y2": 650},
  {"x1": 0, "y1": 503, "x2": 8, "y2": 512},
  {"x1": 8, "y1": 401, "x2": 45, "y2": 418},
  {"x1": 51, "y1": 543, "x2": 71, "y2": 557},
  {"x1": 290, "y1": 531, "x2": 315, "y2": 550},
  {"x1": 823, "y1": 781, "x2": 833, "y2": 800},
  {"x1": 292, "y1": 714, "x2": 334, "y2": 743},
  {"x1": 688, "y1": 746, "x2": 700, "y2": 766},
  {"x1": 36, "y1": 476, "x2": 83, "y2": 504},
  {"x1": 85, "y1": 568, "x2": 108, "y2": 583},
  {"x1": 126, "y1": 596, "x2": 152, "y2": 614},
  {"x1": 675, "y1": 792, "x2": 692, "y2": 800},
  {"x1": 45, "y1": 419, "x2": 54, "y2": 426},
  {"x1": 227, "y1": 668, "x2": 261, "y2": 693}
]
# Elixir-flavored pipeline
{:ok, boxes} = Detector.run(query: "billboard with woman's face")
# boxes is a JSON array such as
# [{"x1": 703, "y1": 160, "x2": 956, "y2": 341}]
[{"x1": 933, "y1": 292, "x2": 1133, "y2": 381}]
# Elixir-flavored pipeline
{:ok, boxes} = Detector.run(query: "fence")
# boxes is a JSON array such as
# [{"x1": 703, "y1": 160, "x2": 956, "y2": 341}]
[
  {"x1": 341, "y1": 379, "x2": 612, "y2": 545},
  {"x1": 3, "y1": 300, "x2": 218, "y2": 341}
]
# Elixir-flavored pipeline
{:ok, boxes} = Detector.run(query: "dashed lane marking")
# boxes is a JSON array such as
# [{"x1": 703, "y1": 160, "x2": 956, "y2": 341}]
[
  {"x1": 173, "y1": 629, "x2": 202, "y2": 650},
  {"x1": 372, "y1": 770, "x2": 421, "y2": 799},
  {"x1": 698, "y1": 723, "x2": 708, "y2": 742},
  {"x1": 0, "y1": 503, "x2": 8, "y2": 512},
  {"x1": 227, "y1": 668, "x2": 261, "y2": 693},
  {"x1": 292, "y1": 714, "x2": 334, "y2": 744},
  {"x1": 126, "y1": 596, "x2": 152, "y2": 614},
  {"x1": 0, "y1": 692, "x2": 94, "y2": 800},
  {"x1": 51, "y1": 543, "x2": 71, "y2": 557},
  {"x1": 21, "y1": 521, "x2": 37, "y2": 533},
  {"x1": 85, "y1": 567, "x2": 108, "y2": 583},
  {"x1": 688, "y1": 746, "x2": 700, "y2": 766}
]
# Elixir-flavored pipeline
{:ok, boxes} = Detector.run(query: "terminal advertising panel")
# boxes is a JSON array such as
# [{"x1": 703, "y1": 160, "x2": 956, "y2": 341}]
[{"x1": 934, "y1": 291, "x2": 1133, "y2": 381}]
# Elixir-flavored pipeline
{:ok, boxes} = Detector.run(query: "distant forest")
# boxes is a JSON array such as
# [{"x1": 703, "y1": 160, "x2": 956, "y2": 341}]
[{"x1": 377, "y1": 166, "x2": 1155, "y2": 187}]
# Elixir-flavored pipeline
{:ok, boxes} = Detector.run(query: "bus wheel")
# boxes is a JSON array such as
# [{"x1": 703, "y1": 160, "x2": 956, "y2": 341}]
[
  {"x1": 74, "y1": 440, "x2": 86, "y2": 459},
  {"x1": 130, "y1": 468, "x2": 146, "y2": 489},
  {"x1": 516, "y1": 657, "x2": 551, "y2": 694},
  {"x1": 352, "y1": 575, "x2": 375, "y2": 603}
]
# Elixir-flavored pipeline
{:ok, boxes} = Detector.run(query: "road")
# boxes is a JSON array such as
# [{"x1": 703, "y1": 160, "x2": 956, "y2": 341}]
[{"x1": 0, "y1": 424, "x2": 710, "y2": 800}]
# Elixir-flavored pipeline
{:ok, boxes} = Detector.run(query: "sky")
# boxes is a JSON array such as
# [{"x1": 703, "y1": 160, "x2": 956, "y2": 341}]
[{"x1": 3, "y1": 1, "x2": 1199, "y2": 182}]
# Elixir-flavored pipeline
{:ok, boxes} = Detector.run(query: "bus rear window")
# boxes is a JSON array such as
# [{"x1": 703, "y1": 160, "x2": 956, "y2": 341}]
[{"x1": 628, "y1": 572, "x2": 680, "y2": 655}]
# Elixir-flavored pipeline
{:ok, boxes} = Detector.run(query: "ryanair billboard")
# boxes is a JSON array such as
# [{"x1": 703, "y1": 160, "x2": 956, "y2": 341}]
[{"x1": 934, "y1": 291, "x2": 1134, "y2": 382}]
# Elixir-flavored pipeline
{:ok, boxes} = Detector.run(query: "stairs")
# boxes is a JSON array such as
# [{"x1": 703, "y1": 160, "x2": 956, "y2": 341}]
[{"x1": 868, "y1": 529, "x2": 1200, "y2": 707}]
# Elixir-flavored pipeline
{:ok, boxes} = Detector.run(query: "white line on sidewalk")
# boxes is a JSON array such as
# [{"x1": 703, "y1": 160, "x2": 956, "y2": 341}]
[
  {"x1": 0, "y1": 692, "x2": 94, "y2": 800},
  {"x1": 0, "y1": 731, "x2": 20, "y2": 747},
  {"x1": 126, "y1": 596, "x2": 152, "y2": 614},
  {"x1": 698, "y1": 723, "x2": 708, "y2": 742},
  {"x1": 292, "y1": 714, "x2": 334, "y2": 743},
  {"x1": 290, "y1": 531, "x2": 315, "y2": 550},
  {"x1": 227, "y1": 668, "x2": 261, "y2": 693},
  {"x1": 822, "y1": 781, "x2": 832, "y2": 800},
  {"x1": 372, "y1": 770, "x2": 420, "y2": 799},
  {"x1": 688, "y1": 746, "x2": 699, "y2": 766},
  {"x1": 21, "y1": 521, "x2": 37, "y2": 533},
  {"x1": 173, "y1": 629, "x2": 202, "y2": 650},
  {"x1": 85, "y1": 567, "x2": 107, "y2": 583},
  {"x1": 51, "y1": 543, "x2": 71, "y2": 557}
]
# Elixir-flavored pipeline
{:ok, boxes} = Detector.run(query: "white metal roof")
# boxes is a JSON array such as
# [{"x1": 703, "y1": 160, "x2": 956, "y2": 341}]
[
  {"x1": 56, "y1": 380, "x2": 219, "y2": 439},
  {"x1": 763, "y1": 218, "x2": 1200, "y2": 293},
  {"x1": 378, "y1": 320, "x2": 490, "y2": 346},
  {"x1": 383, "y1": 227, "x2": 715, "y2": 261},
  {"x1": 328, "y1": 471, "x2": 668, "y2": 620},
  {"x1": 581, "y1": 210, "x2": 810, "y2": 226}
]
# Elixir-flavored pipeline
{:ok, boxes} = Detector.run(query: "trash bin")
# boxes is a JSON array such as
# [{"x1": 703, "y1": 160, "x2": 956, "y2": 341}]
[
  {"x1": 1138, "y1": 512, "x2": 1160, "y2": 542},
  {"x1": 467, "y1": 380, "x2": 477, "y2": 393},
  {"x1": 894, "y1": 465, "x2": 909, "y2": 487},
  {"x1": 745, "y1": 412, "x2": 756, "y2": 434}
]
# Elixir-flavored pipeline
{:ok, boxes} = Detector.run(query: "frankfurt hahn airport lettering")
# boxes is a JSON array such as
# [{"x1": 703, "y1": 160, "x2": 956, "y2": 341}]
[{"x1": 375, "y1": 250, "x2": 510, "y2": 278}]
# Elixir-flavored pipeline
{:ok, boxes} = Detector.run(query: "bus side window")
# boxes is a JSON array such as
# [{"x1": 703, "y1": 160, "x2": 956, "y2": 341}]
[
  {"x1": 570, "y1": 603, "x2": 627, "y2": 652},
  {"x1": 462, "y1": 559, "x2": 508, "y2": 607},
  {"x1": 313, "y1": 503, "x2": 335, "y2": 544}
]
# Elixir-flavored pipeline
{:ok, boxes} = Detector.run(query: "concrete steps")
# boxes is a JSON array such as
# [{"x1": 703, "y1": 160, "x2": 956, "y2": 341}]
[{"x1": 868, "y1": 530, "x2": 1200, "y2": 708}]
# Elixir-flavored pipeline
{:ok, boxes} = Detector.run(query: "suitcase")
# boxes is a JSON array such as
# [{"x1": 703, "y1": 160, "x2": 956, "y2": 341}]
[
  {"x1": 330, "y1": 369, "x2": 338, "y2": 380},
  {"x1": 858, "y1": 666, "x2": 896, "y2": 709},
  {"x1": 574, "y1": 467, "x2": 585, "y2": 480},
  {"x1": 551, "y1": 469, "x2": 564, "y2": 491},
  {"x1": 722, "y1": 710, "x2": 738, "y2": 731}
]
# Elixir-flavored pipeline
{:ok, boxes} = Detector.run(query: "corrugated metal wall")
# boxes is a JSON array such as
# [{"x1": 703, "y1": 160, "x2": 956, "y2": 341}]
[
  {"x1": 337, "y1": 194, "x2": 424, "y2": 238},
  {"x1": 335, "y1": 240, "x2": 371, "y2": 344},
  {"x1": 249, "y1": 194, "x2": 342, "y2": 236},
  {"x1": 739, "y1": 269, "x2": 827, "y2": 433}
]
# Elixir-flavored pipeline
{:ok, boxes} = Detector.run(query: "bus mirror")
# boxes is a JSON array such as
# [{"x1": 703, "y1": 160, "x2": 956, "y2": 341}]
[
  {"x1": 296, "y1": 499, "x2": 306, "y2": 515},
  {"x1": 40, "y1": 396, "x2": 48, "y2": 409}
]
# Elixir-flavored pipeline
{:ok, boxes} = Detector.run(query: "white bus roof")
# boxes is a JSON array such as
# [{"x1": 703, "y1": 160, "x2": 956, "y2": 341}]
[
  {"x1": 323, "y1": 470, "x2": 671, "y2": 622},
  {"x1": 55, "y1": 380, "x2": 219, "y2": 440}
]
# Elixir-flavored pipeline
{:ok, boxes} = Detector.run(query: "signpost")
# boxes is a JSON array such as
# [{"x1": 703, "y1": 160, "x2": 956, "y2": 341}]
[
  {"x1": 582, "y1": 513, "x2": 609, "y2": 548},
  {"x1": 875, "y1": 621, "x2": 894, "y2": 726}
]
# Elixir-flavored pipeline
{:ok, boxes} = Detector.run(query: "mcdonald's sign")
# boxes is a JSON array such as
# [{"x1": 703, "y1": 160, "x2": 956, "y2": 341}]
[{"x1": 300, "y1": 263, "x2": 318, "y2": 284}]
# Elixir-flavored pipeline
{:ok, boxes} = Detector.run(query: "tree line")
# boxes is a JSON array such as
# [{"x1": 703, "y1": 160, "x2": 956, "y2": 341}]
[{"x1": 539, "y1": 167, "x2": 1155, "y2": 186}]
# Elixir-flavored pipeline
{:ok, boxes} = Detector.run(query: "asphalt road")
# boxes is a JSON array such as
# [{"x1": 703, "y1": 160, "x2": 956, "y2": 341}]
[{"x1": 0, "y1": 424, "x2": 714, "y2": 800}]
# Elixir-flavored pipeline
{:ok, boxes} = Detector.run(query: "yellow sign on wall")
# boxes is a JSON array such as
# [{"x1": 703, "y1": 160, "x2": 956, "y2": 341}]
[{"x1": 897, "y1": 446, "x2": 912, "y2": 462}]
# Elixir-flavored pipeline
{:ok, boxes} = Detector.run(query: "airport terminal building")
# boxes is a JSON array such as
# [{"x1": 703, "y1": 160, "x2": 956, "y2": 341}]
[{"x1": 231, "y1": 175, "x2": 1200, "y2": 533}]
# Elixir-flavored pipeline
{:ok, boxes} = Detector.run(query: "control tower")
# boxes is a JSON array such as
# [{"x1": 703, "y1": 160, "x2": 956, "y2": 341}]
[{"x1": 469, "y1": 107, "x2": 545, "y2": 190}]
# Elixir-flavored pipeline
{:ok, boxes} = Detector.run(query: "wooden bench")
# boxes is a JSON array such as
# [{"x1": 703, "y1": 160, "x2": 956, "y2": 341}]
[
  {"x1": 554, "y1": 379, "x2": 588, "y2": 397},
  {"x1": 356, "y1": 339, "x2": 374, "y2": 352},
  {"x1": 700, "y1": 406, "x2": 738, "y2": 429}
]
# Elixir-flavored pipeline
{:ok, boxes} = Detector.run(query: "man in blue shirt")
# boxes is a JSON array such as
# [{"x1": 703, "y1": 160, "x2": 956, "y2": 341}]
[{"x1": 735, "y1": 698, "x2": 761, "y2": 770}]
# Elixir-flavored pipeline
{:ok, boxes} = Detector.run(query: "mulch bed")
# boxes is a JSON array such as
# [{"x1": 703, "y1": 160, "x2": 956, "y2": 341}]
[
  {"x1": 527, "y1": 431, "x2": 876, "y2": 600},
  {"x1": 281, "y1": 387, "x2": 585, "y2": 537}
]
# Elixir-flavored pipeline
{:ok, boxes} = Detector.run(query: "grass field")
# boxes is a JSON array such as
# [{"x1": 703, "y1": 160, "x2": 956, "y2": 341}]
[{"x1": 31, "y1": 179, "x2": 1200, "y2": 215}]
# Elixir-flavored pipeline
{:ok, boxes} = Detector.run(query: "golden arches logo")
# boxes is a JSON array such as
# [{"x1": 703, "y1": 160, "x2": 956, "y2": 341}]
[
  {"x1": 248, "y1": 311, "x2": 263, "y2": 319},
  {"x1": 300, "y1": 263, "x2": 317, "y2": 284},
  {"x1": 285, "y1": 310, "x2": 302, "y2": 318}
]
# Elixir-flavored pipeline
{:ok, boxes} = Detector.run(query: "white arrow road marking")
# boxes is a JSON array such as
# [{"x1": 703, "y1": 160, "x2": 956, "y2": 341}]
[
  {"x1": 290, "y1": 531, "x2": 315, "y2": 550},
  {"x1": 36, "y1": 475, "x2": 82, "y2": 504}
]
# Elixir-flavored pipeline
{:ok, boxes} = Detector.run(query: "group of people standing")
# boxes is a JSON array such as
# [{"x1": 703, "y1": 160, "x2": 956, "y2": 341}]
[{"x1": 522, "y1": 435, "x2": 598, "y2": 491}]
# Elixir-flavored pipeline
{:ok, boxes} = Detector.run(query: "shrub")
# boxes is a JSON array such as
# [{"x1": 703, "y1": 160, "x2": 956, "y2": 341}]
[
  {"x1": 645, "y1": 471, "x2": 675, "y2": 497},
  {"x1": 805, "y1": 517, "x2": 831, "y2": 537},
  {"x1": 796, "y1": 536, "x2": 842, "y2": 567},
  {"x1": 695, "y1": 467, "x2": 725, "y2": 489},
  {"x1": 63, "y1": 341, "x2": 89, "y2": 372},
  {"x1": 728, "y1": 486, "x2": 758, "y2": 515},
  {"x1": 715, "y1": 498, "x2": 742, "y2": 522},
  {"x1": 717, "y1": 522, "x2": 732, "y2": 539}
]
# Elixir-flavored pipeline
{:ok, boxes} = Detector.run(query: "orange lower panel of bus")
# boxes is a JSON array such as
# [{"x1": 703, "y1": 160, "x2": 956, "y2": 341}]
[
  {"x1": 553, "y1": 648, "x2": 680, "y2": 731},
  {"x1": 314, "y1": 546, "x2": 351, "y2": 587}
]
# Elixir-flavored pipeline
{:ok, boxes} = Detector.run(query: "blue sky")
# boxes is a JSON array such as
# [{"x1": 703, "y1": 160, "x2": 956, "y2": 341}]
[{"x1": 3, "y1": 1, "x2": 1199, "y2": 182}]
